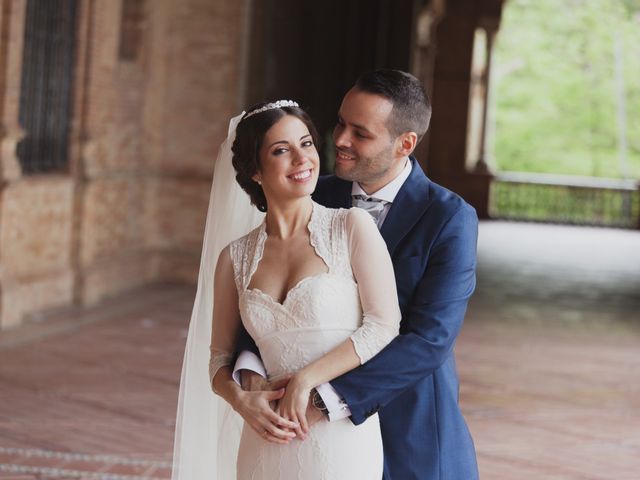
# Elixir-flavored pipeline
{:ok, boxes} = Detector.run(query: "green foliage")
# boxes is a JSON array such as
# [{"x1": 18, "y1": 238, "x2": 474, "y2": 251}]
[{"x1": 493, "y1": 0, "x2": 640, "y2": 178}]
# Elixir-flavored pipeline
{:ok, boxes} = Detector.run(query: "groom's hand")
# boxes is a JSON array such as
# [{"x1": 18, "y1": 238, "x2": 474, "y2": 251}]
[
  {"x1": 240, "y1": 369, "x2": 269, "y2": 392},
  {"x1": 241, "y1": 370, "x2": 292, "y2": 410},
  {"x1": 305, "y1": 401, "x2": 327, "y2": 428},
  {"x1": 241, "y1": 370, "x2": 291, "y2": 392}
]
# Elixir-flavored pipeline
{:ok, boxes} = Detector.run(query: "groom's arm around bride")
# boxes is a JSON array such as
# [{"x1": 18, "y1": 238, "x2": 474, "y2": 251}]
[{"x1": 237, "y1": 69, "x2": 479, "y2": 480}]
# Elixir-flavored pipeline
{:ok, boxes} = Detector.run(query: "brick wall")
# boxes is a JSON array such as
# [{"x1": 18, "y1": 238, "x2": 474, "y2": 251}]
[
  {"x1": 0, "y1": 0, "x2": 251, "y2": 329},
  {"x1": 142, "y1": 0, "x2": 249, "y2": 286}
]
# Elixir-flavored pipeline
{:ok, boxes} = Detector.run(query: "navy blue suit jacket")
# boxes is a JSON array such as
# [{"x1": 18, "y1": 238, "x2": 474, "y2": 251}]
[{"x1": 238, "y1": 158, "x2": 479, "y2": 479}]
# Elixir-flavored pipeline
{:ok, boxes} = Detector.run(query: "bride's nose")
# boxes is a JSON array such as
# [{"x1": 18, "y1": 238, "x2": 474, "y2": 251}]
[{"x1": 291, "y1": 148, "x2": 308, "y2": 165}]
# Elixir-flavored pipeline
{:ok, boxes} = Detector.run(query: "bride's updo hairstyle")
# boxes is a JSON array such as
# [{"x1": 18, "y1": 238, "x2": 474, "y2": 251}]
[{"x1": 232, "y1": 101, "x2": 319, "y2": 212}]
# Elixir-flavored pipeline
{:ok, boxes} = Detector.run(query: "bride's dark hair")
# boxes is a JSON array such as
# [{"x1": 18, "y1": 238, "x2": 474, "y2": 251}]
[{"x1": 231, "y1": 102, "x2": 319, "y2": 212}]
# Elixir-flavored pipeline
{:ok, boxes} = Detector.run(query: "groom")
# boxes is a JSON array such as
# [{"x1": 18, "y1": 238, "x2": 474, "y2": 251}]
[{"x1": 237, "y1": 69, "x2": 479, "y2": 480}]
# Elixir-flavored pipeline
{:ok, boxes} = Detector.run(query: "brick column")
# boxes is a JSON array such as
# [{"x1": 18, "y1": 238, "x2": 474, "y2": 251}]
[{"x1": 0, "y1": 1, "x2": 76, "y2": 329}]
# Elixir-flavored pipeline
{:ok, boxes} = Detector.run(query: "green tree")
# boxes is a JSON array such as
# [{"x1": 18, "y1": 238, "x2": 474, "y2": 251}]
[{"x1": 492, "y1": 0, "x2": 640, "y2": 179}]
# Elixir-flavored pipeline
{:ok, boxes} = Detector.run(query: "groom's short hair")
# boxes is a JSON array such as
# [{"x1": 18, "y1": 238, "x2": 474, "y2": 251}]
[{"x1": 355, "y1": 69, "x2": 431, "y2": 142}]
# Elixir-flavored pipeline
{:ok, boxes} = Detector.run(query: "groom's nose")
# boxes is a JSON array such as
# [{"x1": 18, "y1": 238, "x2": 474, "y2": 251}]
[{"x1": 333, "y1": 127, "x2": 351, "y2": 149}]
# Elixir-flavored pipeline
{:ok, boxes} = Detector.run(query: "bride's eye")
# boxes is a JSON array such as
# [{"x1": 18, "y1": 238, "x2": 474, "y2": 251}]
[
  {"x1": 273, "y1": 147, "x2": 288, "y2": 155},
  {"x1": 301, "y1": 140, "x2": 314, "y2": 148}
]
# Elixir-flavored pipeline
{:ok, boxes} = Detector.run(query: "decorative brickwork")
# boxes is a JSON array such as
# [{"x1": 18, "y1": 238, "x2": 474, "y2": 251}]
[{"x1": 0, "y1": 0, "x2": 251, "y2": 329}]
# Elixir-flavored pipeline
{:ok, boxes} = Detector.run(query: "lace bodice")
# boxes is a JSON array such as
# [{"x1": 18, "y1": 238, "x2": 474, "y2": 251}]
[
  {"x1": 210, "y1": 203, "x2": 400, "y2": 390},
  {"x1": 209, "y1": 201, "x2": 400, "y2": 384},
  {"x1": 233, "y1": 203, "x2": 356, "y2": 377},
  {"x1": 233, "y1": 202, "x2": 399, "y2": 377}
]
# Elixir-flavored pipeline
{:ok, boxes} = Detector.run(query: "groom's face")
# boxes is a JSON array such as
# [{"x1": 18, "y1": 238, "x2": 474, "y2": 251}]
[{"x1": 333, "y1": 88, "x2": 399, "y2": 190}]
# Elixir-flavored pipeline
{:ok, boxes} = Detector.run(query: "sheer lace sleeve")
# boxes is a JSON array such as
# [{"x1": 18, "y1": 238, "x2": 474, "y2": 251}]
[
  {"x1": 346, "y1": 208, "x2": 401, "y2": 363},
  {"x1": 208, "y1": 244, "x2": 241, "y2": 392}
]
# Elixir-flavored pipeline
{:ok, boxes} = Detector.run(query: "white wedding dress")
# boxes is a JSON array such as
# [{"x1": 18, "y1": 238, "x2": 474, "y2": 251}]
[{"x1": 218, "y1": 202, "x2": 400, "y2": 480}]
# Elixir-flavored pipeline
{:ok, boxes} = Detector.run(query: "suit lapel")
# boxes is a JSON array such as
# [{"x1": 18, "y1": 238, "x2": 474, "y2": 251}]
[
  {"x1": 335, "y1": 179, "x2": 352, "y2": 209},
  {"x1": 379, "y1": 158, "x2": 431, "y2": 256}
]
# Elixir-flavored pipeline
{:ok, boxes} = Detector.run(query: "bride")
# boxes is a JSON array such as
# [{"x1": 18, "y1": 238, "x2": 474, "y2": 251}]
[{"x1": 172, "y1": 100, "x2": 401, "y2": 479}]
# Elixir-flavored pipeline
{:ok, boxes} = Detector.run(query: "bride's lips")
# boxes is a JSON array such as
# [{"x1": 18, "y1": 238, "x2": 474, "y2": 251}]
[{"x1": 286, "y1": 168, "x2": 314, "y2": 183}]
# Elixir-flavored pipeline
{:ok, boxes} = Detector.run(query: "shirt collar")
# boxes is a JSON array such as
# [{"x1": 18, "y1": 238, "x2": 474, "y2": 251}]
[{"x1": 351, "y1": 157, "x2": 412, "y2": 203}]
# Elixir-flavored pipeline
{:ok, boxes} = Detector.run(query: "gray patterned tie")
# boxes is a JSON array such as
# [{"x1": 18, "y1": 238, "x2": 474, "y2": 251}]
[{"x1": 352, "y1": 195, "x2": 388, "y2": 228}]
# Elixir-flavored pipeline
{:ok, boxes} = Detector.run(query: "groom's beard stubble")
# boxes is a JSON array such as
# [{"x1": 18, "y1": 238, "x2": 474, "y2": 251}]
[{"x1": 334, "y1": 143, "x2": 395, "y2": 185}]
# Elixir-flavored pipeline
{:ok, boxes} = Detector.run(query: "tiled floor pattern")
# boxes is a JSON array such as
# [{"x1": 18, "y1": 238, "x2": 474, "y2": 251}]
[{"x1": 0, "y1": 286, "x2": 189, "y2": 479}]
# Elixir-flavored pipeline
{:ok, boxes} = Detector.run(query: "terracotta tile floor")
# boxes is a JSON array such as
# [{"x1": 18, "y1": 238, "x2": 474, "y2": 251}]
[{"x1": 1, "y1": 221, "x2": 639, "y2": 479}]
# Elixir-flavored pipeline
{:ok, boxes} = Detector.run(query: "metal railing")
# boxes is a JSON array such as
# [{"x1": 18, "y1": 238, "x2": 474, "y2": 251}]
[{"x1": 489, "y1": 172, "x2": 640, "y2": 229}]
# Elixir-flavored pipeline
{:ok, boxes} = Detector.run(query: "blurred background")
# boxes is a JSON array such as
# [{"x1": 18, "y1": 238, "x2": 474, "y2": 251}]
[{"x1": 0, "y1": 0, "x2": 638, "y2": 479}]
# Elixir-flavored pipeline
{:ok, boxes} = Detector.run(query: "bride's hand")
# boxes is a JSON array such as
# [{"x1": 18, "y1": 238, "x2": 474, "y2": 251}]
[
  {"x1": 232, "y1": 388, "x2": 300, "y2": 444},
  {"x1": 277, "y1": 374, "x2": 312, "y2": 439},
  {"x1": 242, "y1": 372, "x2": 292, "y2": 412}
]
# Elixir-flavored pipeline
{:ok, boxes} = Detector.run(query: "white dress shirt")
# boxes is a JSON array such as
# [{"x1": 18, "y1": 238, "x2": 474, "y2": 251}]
[{"x1": 233, "y1": 158, "x2": 413, "y2": 421}]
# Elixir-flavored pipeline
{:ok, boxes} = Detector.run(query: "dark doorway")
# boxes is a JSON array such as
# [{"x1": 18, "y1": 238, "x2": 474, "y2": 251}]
[{"x1": 245, "y1": 0, "x2": 420, "y2": 172}]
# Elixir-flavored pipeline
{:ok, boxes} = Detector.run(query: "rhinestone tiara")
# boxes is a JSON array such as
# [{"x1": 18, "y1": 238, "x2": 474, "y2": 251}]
[{"x1": 243, "y1": 100, "x2": 300, "y2": 120}]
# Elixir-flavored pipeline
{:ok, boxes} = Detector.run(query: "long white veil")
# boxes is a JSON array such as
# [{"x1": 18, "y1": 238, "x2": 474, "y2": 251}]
[{"x1": 171, "y1": 112, "x2": 265, "y2": 479}]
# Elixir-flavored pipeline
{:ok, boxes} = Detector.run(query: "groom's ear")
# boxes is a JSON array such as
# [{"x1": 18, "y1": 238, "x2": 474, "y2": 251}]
[{"x1": 396, "y1": 132, "x2": 418, "y2": 157}]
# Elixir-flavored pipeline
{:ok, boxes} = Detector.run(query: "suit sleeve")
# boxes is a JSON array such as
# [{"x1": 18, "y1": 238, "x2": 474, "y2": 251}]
[
  {"x1": 235, "y1": 322, "x2": 260, "y2": 357},
  {"x1": 330, "y1": 204, "x2": 478, "y2": 425}
]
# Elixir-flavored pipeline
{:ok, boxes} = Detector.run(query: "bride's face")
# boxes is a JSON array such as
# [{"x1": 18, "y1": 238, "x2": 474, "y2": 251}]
[{"x1": 254, "y1": 115, "x2": 319, "y2": 204}]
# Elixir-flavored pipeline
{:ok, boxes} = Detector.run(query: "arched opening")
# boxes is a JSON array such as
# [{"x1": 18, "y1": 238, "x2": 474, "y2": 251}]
[{"x1": 471, "y1": 0, "x2": 640, "y2": 227}]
